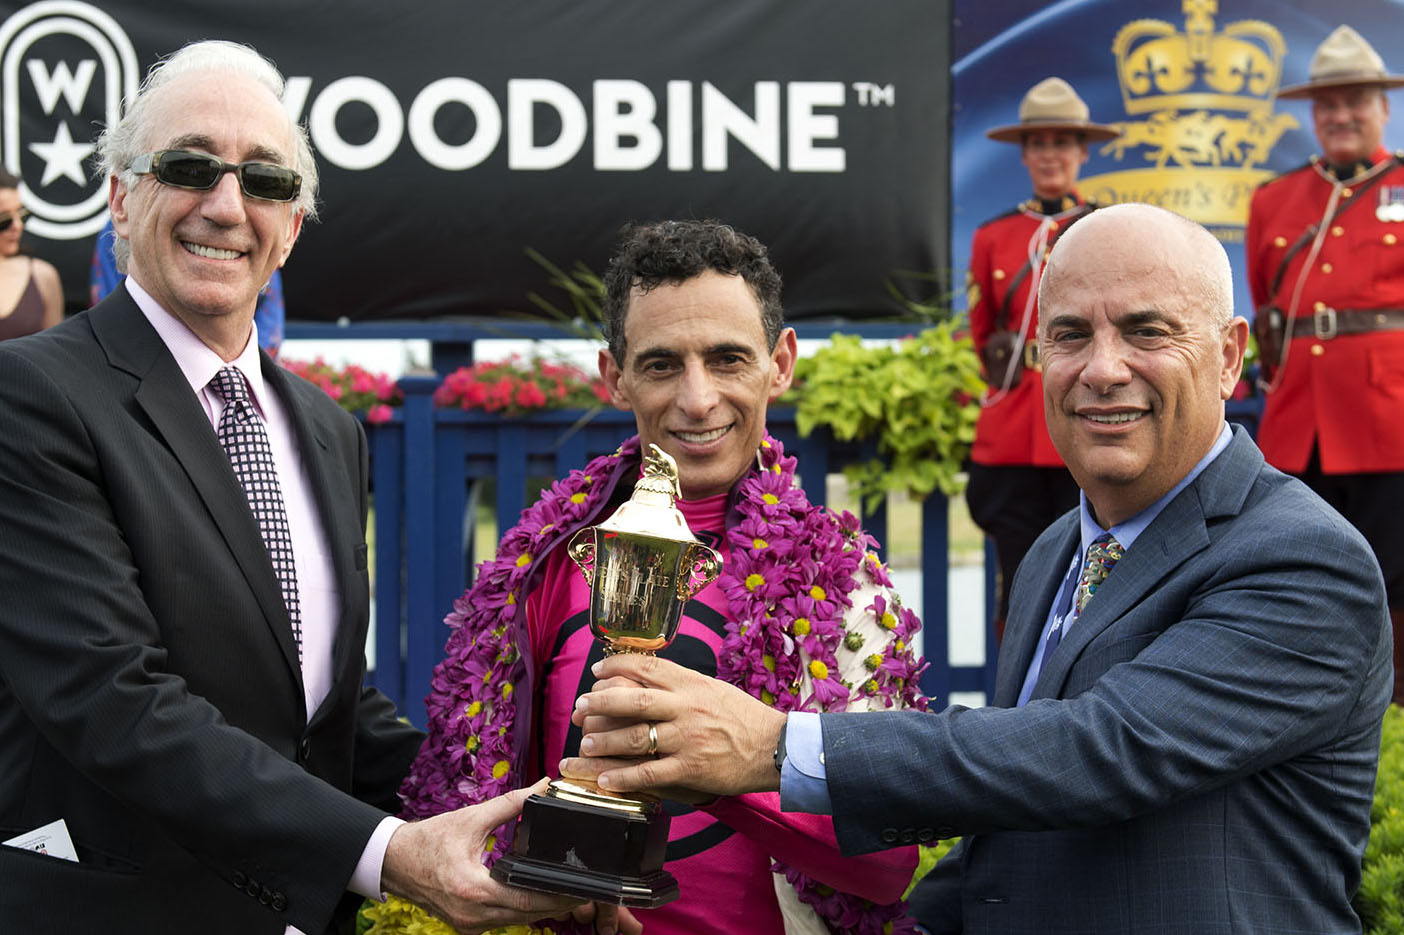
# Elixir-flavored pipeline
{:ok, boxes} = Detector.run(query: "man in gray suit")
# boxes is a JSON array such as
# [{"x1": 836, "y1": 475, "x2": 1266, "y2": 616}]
[{"x1": 563, "y1": 203, "x2": 1394, "y2": 933}]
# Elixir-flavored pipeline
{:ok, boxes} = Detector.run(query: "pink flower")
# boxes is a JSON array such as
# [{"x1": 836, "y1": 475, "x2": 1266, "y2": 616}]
[{"x1": 365, "y1": 404, "x2": 393, "y2": 424}]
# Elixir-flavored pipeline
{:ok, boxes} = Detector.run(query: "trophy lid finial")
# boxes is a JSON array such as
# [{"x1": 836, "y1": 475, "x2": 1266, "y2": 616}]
[{"x1": 595, "y1": 443, "x2": 697, "y2": 541}]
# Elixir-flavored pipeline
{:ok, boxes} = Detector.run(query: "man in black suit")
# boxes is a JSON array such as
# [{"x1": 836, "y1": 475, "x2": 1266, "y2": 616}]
[{"x1": 0, "y1": 40, "x2": 617, "y2": 935}]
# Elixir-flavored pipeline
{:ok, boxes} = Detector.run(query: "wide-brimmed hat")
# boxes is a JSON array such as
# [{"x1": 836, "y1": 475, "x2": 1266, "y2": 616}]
[
  {"x1": 1278, "y1": 25, "x2": 1404, "y2": 98},
  {"x1": 986, "y1": 77, "x2": 1120, "y2": 144}
]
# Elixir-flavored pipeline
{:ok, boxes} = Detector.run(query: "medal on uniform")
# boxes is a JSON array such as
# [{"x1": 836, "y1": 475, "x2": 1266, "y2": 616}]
[{"x1": 1376, "y1": 186, "x2": 1404, "y2": 222}]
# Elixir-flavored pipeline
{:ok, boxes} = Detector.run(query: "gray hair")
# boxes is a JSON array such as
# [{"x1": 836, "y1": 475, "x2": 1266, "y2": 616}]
[{"x1": 96, "y1": 40, "x2": 318, "y2": 272}]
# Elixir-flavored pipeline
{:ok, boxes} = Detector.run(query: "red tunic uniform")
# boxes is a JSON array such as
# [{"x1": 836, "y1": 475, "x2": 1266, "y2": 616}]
[
  {"x1": 968, "y1": 197, "x2": 1094, "y2": 467},
  {"x1": 1246, "y1": 146, "x2": 1404, "y2": 474}
]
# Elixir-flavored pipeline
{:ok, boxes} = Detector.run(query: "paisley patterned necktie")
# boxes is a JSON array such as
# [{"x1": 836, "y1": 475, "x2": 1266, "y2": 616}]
[{"x1": 1074, "y1": 534, "x2": 1124, "y2": 617}]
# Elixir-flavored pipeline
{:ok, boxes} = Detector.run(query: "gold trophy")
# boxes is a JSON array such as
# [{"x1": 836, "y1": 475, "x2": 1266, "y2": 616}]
[{"x1": 491, "y1": 444, "x2": 723, "y2": 907}]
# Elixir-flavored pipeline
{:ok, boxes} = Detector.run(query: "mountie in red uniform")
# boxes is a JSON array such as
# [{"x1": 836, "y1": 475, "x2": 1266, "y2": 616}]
[
  {"x1": 964, "y1": 195, "x2": 1089, "y2": 629},
  {"x1": 1247, "y1": 145, "x2": 1404, "y2": 474},
  {"x1": 968, "y1": 195, "x2": 1096, "y2": 467}
]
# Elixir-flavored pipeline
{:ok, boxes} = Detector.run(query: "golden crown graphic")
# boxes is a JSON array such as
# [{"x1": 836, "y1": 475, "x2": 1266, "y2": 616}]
[
  {"x1": 1083, "y1": 0, "x2": 1296, "y2": 226},
  {"x1": 1112, "y1": 0, "x2": 1285, "y2": 115}
]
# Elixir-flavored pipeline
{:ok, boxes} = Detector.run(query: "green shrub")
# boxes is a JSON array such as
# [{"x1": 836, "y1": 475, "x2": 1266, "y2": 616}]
[
  {"x1": 1360, "y1": 704, "x2": 1404, "y2": 935},
  {"x1": 786, "y1": 323, "x2": 984, "y2": 512}
]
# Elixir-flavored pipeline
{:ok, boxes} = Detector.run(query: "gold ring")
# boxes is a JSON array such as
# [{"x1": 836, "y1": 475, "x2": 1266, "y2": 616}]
[{"x1": 646, "y1": 723, "x2": 660, "y2": 758}]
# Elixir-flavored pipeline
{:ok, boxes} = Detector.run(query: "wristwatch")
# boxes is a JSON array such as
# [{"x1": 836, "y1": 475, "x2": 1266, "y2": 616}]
[{"x1": 773, "y1": 720, "x2": 788, "y2": 773}]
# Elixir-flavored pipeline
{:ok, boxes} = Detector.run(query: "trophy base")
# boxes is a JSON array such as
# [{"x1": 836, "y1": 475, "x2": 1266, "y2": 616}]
[{"x1": 490, "y1": 781, "x2": 679, "y2": 908}]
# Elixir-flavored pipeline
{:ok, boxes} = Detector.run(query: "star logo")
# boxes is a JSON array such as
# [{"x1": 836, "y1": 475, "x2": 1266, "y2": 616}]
[{"x1": 27, "y1": 121, "x2": 95, "y2": 187}]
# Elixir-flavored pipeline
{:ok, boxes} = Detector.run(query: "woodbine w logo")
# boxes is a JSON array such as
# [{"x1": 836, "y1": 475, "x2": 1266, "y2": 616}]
[{"x1": 0, "y1": 0, "x2": 138, "y2": 241}]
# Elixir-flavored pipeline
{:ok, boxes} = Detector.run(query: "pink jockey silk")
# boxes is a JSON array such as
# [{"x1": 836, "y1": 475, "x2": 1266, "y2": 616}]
[{"x1": 525, "y1": 492, "x2": 914, "y2": 935}]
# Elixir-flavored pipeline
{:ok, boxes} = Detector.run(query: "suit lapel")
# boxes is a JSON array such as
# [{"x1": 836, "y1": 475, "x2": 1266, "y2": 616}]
[
  {"x1": 992, "y1": 515, "x2": 1081, "y2": 707},
  {"x1": 90, "y1": 292, "x2": 303, "y2": 685},
  {"x1": 1032, "y1": 427, "x2": 1264, "y2": 700}
]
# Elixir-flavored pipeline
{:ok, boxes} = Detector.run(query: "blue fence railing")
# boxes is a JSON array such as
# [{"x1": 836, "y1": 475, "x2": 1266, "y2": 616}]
[{"x1": 364, "y1": 373, "x2": 1264, "y2": 728}]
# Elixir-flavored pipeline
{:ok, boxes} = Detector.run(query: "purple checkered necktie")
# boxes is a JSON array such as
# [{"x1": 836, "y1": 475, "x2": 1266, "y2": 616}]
[{"x1": 209, "y1": 366, "x2": 301, "y2": 658}]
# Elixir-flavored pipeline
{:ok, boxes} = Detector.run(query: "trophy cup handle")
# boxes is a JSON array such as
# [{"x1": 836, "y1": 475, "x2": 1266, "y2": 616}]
[
  {"x1": 568, "y1": 530, "x2": 596, "y2": 586},
  {"x1": 676, "y1": 542, "x2": 723, "y2": 601}
]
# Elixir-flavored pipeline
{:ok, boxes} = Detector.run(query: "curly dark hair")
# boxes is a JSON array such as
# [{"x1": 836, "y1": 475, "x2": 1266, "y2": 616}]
[
  {"x1": 0, "y1": 168, "x2": 19, "y2": 189},
  {"x1": 601, "y1": 219, "x2": 784, "y2": 363}
]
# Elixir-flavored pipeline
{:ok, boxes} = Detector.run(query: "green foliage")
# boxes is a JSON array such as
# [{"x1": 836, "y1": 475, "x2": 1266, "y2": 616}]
[
  {"x1": 1360, "y1": 704, "x2": 1404, "y2": 935},
  {"x1": 522, "y1": 247, "x2": 608, "y2": 342},
  {"x1": 787, "y1": 322, "x2": 984, "y2": 510}
]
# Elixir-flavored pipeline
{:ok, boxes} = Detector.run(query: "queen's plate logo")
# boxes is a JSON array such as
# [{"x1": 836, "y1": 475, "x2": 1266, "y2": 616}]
[{"x1": 0, "y1": 1, "x2": 137, "y2": 240}]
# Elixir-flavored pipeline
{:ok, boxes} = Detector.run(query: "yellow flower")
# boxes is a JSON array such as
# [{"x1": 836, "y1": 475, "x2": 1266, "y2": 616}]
[
  {"x1": 745, "y1": 572, "x2": 766, "y2": 591},
  {"x1": 881, "y1": 611, "x2": 897, "y2": 630},
  {"x1": 492, "y1": 759, "x2": 511, "y2": 779},
  {"x1": 762, "y1": 493, "x2": 780, "y2": 505},
  {"x1": 540, "y1": 523, "x2": 554, "y2": 534},
  {"x1": 570, "y1": 492, "x2": 588, "y2": 504},
  {"x1": 793, "y1": 617, "x2": 811, "y2": 636},
  {"x1": 516, "y1": 552, "x2": 532, "y2": 568},
  {"x1": 809, "y1": 585, "x2": 827, "y2": 601},
  {"x1": 763, "y1": 654, "x2": 776, "y2": 672},
  {"x1": 506, "y1": 592, "x2": 516, "y2": 605},
  {"x1": 884, "y1": 922, "x2": 895, "y2": 935},
  {"x1": 485, "y1": 833, "x2": 496, "y2": 852},
  {"x1": 761, "y1": 438, "x2": 772, "y2": 448},
  {"x1": 466, "y1": 735, "x2": 479, "y2": 753},
  {"x1": 865, "y1": 653, "x2": 884, "y2": 671},
  {"x1": 466, "y1": 701, "x2": 483, "y2": 717},
  {"x1": 866, "y1": 678, "x2": 880, "y2": 693},
  {"x1": 761, "y1": 689, "x2": 776, "y2": 705},
  {"x1": 752, "y1": 537, "x2": 769, "y2": 549},
  {"x1": 809, "y1": 659, "x2": 829, "y2": 680},
  {"x1": 501, "y1": 682, "x2": 513, "y2": 699}
]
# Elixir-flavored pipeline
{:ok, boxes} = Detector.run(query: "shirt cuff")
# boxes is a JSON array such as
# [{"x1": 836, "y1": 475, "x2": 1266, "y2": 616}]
[
  {"x1": 779, "y1": 711, "x2": 834, "y2": 815},
  {"x1": 349, "y1": 816, "x2": 405, "y2": 901}
]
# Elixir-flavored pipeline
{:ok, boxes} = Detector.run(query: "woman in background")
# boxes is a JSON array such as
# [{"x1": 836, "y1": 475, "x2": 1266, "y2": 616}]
[
  {"x1": 965, "y1": 77, "x2": 1117, "y2": 640},
  {"x1": 0, "y1": 169, "x2": 62, "y2": 339}
]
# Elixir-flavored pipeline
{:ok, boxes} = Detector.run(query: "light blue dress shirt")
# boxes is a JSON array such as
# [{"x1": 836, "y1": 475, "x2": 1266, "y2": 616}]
[{"x1": 781, "y1": 422, "x2": 1235, "y2": 815}]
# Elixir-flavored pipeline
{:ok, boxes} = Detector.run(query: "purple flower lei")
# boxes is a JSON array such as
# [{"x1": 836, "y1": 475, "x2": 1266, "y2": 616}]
[
  {"x1": 719, "y1": 437, "x2": 926, "y2": 935},
  {"x1": 393, "y1": 435, "x2": 926, "y2": 935}
]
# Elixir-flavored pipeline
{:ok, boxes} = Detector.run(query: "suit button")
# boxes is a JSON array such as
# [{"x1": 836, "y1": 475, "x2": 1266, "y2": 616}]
[
  {"x1": 271, "y1": 893, "x2": 288, "y2": 912},
  {"x1": 245, "y1": 880, "x2": 261, "y2": 897},
  {"x1": 299, "y1": 737, "x2": 311, "y2": 761},
  {"x1": 259, "y1": 887, "x2": 274, "y2": 905},
  {"x1": 231, "y1": 870, "x2": 248, "y2": 888},
  {"x1": 881, "y1": 828, "x2": 899, "y2": 844},
  {"x1": 900, "y1": 829, "x2": 917, "y2": 844},
  {"x1": 917, "y1": 828, "x2": 935, "y2": 843},
  {"x1": 936, "y1": 825, "x2": 955, "y2": 838}
]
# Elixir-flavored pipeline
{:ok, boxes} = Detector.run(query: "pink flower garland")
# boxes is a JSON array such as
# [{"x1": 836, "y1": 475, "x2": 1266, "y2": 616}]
[{"x1": 394, "y1": 435, "x2": 926, "y2": 935}]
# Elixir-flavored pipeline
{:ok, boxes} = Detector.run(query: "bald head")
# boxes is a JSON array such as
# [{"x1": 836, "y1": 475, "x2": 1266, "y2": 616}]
[
  {"x1": 1039, "y1": 203, "x2": 1234, "y2": 334},
  {"x1": 1033, "y1": 202, "x2": 1248, "y2": 527}
]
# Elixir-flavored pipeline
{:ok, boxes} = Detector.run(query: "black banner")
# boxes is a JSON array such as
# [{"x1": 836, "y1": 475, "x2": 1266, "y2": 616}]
[{"x1": 1, "y1": 0, "x2": 950, "y2": 322}]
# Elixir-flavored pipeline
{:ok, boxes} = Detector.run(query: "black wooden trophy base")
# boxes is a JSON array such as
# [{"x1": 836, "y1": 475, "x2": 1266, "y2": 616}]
[{"x1": 490, "y1": 783, "x2": 679, "y2": 908}]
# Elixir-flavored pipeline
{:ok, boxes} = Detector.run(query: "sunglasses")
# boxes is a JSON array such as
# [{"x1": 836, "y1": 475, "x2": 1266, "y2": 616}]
[
  {"x1": 0, "y1": 208, "x2": 29, "y2": 233},
  {"x1": 130, "y1": 150, "x2": 302, "y2": 203}
]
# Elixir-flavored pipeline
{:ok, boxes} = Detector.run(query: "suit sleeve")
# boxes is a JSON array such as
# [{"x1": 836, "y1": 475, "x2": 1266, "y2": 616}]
[
  {"x1": 0, "y1": 348, "x2": 390, "y2": 932},
  {"x1": 819, "y1": 485, "x2": 1390, "y2": 856}
]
